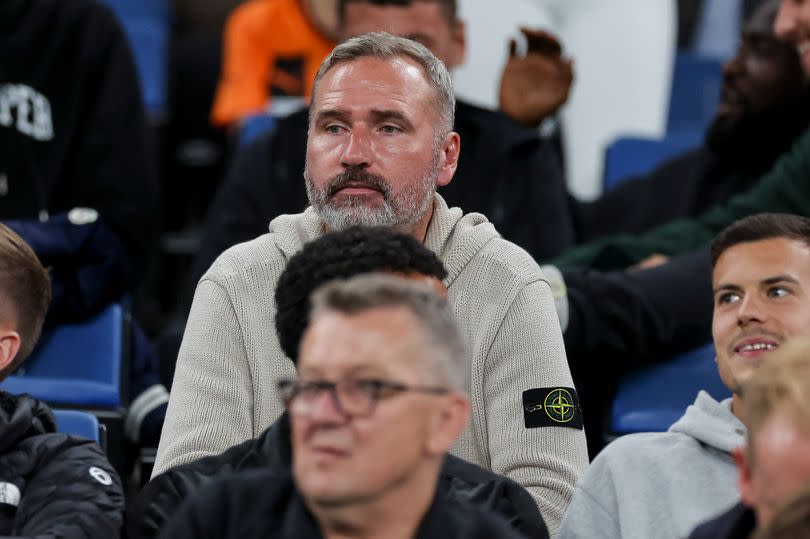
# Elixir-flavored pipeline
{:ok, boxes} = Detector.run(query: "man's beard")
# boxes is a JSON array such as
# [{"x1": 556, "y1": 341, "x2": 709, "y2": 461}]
[
  {"x1": 706, "y1": 88, "x2": 810, "y2": 163},
  {"x1": 304, "y1": 153, "x2": 440, "y2": 233}
]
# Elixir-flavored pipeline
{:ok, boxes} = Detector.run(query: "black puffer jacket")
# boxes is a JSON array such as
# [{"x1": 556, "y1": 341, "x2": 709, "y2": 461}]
[
  {"x1": 0, "y1": 391, "x2": 124, "y2": 538},
  {"x1": 127, "y1": 413, "x2": 548, "y2": 539}
]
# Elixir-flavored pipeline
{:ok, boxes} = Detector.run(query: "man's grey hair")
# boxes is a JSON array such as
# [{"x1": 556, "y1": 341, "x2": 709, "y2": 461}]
[
  {"x1": 311, "y1": 32, "x2": 456, "y2": 136},
  {"x1": 310, "y1": 273, "x2": 467, "y2": 391}
]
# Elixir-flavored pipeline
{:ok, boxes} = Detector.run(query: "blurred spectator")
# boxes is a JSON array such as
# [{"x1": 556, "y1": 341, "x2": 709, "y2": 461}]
[
  {"x1": 751, "y1": 484, "x2": 810, "y2": 539},
  {"x1": 559, "y1": 213, "x2": 810, "y2": 539},
  {"x1": 455, "y1": 0, "x2": 677, "y2": 200},
  {"x1": 553, "y1": 0, "x2": 810, "y2": 272},
  {"x1": 0, "y1": 0, "x2": 166, "y2": 448},
  {"x1": 127, "y1": 227, "x2": 547, "y2": 539},
  {"x1": 0, "y1": 223, "x2": 124, "y2": 538},
  {"x1": 0, "y1": 0, "x2": 160, "y2": 303},
  {"x1": 688, "y1": 336, "x2": 810, "y2": 539},
  {"x1": 565, "y1": 0, "x2": 810, "y2": 242},
  {"x1": 210, "y1": 0, "x2": 338, "y2": 130}
]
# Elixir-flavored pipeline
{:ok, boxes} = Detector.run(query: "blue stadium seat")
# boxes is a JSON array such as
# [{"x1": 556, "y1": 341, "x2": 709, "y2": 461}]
[
  {"x1": 667, "y1": 52, "x2": 724, "y2": 134},
  {"x1": 603, "y1": 131, "x2": 704, "y2": 192},
  {"x1": 101, "y1": 0, "x2": 170, "y2": 21},
  {"x1": 53, "y1": 410, "x2": 101, "y2": 443},
  {"x1": 239, "y1": 114, "x2": 279, "y2": 148},
  {"x1": 120, "y1": 16, "x2": 170, "y2": 119},
  {"x1": 611, "y1": 343, "x2": 731, "y2": 434},
  {"x1": 1, "y1": 304, "x2": 127, "y2": 408}
]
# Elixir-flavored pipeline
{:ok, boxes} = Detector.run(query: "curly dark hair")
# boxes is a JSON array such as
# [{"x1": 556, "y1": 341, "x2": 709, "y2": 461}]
[{"x1": 275, "y1": 226, "x2": 447, "y2": 363}]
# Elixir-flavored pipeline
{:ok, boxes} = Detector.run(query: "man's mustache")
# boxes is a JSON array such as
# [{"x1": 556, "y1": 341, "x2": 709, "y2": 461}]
[{"x1": 325, "y1": 168, "x2": 391, "y2": 199}]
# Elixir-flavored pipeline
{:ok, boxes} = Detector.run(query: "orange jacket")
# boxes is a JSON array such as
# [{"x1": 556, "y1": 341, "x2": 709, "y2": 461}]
[{"x1": 210, "y1": 0, "x2": 335, "y2": 127}]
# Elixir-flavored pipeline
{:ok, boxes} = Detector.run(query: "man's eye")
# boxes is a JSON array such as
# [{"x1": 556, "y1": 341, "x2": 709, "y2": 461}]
[
  {"x1": 768, "y1": 287, "x2": 790, "y2": 298},
  {"x1": 717, "y1": 292, "x2": 740, "y2": 305},
  {"x1": 355, "y1": 379, "x2": 385, "y2": 393},
  {"x1": 325, "y1": 125, "x2": 342, "y2": 134},
  {"x1": 380, "y1": 125, "x2": 400, "y2": 134}
]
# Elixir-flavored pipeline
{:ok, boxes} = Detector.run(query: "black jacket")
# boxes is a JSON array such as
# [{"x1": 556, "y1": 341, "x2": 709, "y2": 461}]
[
  {"x1": 688, "y1": 502, "x2": 756, "y2": 539},
  {"x1": 0, "y1": 391, "x2": 124, "y2": 538},
  {"x1": 0, "y1": 0, "x2": 159, "y2": 285},
  {"x1": 127, "y1": 414, "x2": 548, "y2": 539},
  {"x1": 568, "y1": 147, "x2": 763, "y2": 243},
  {"x1": 180, "y1": 101, "x2": 572, "y2": 315},
  {"x1": 157, "y1": 469, "x2": 532, "y2": 539}
]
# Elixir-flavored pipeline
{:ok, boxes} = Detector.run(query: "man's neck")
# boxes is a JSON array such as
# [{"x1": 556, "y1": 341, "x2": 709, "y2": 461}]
[
  {"x1": 411, "y1": 205, "x2": 435, "y2": 244},
  {"x1": 309, "y1": 467, "x2": 438, "y2": 539}
]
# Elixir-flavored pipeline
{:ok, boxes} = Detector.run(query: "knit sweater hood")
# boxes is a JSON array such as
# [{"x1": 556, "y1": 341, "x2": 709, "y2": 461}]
[{"x1": 267, "y1": 193, "x2": 498, "y2": 286}]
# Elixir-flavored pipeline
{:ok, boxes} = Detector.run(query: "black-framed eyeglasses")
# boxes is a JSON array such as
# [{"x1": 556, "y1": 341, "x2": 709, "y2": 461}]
[{"x1": 277, "y1": 378, "x2": 450, "y2": 418}]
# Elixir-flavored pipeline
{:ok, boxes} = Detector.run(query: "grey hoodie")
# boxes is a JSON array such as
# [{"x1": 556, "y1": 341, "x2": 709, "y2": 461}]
[{"x1": 559, "y1": 391, "x2": 745, "y2": 539}]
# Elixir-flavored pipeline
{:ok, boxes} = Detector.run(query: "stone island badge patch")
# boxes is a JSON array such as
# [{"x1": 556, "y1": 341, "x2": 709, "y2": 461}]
[{"x1": 523, "y1": 387, "x2": 583, "y2": 430}]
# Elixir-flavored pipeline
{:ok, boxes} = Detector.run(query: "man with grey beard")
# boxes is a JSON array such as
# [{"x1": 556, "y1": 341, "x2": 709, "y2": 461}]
[{"x1": 154, "y1": 32, "x2": 587, "y2": 535}]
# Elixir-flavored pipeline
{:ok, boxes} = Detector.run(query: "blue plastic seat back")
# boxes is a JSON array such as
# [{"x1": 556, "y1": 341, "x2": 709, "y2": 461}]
[
  {"x1": 121, "y1": 17, "x2": 169, "y2": 119},
  {"x1": 611, "y1": 342, "x2": 731, "y2": 434},
  {"x1": 239, "y1": 115, "x2": 279, "y2": 148},
  {"x1": 0, "y1": 304, "x2": 125, "y2": 408},
  {"x1": 100, "y1": 0, "x2": 170, "y2": 21},
  {"x1": 53, "y1": 410, "x2": 100, "y2": 443},
  {"x1": 667, "y1": 52, "x2": 724, "y2": 134},
  {"x1": 603, "y1": 131, "x2": 703, "y2": 192}
]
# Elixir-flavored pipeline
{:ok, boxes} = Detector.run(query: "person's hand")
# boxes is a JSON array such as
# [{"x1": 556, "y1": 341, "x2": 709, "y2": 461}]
[
  {"x1": 498, "y1": 27, "x2": 574, "y2": 128},
  {"x1": 628, "y1": 254, "x2": 669, "y2": 271}
]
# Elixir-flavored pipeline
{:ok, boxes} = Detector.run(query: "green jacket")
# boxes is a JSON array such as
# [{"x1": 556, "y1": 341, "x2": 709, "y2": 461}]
[{"x1": 553, "y1": 127, "x2": 810, "y2": 271}]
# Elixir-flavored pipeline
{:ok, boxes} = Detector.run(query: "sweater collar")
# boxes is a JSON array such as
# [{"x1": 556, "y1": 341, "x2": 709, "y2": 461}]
[
  {"x1": 268, "y1": 192, "x2": 463, "y2": 261},
  {"x1": 268, "y1": 193, "x2": 498, "y2": 289}
]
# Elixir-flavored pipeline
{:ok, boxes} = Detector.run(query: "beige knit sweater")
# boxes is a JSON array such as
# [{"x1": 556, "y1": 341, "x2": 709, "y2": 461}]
[{"x1": 154, "y1": 194, "x2": 588, "y2": 535}]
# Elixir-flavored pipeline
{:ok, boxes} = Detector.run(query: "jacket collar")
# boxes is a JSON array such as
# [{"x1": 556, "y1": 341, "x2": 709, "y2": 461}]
[{"x1": 0, "y1": 390, "x2": 56, "y2": 452}]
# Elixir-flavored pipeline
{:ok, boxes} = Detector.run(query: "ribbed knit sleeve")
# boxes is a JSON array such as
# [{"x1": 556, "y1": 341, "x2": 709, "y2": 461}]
[
  {"x1": 441, "y1": 219, "x2": 589, "y2": 538},
  {"x1": 483, "y1": 278, "x2": 587, "y2": 536},
  {"x1": 153, "y1": 277, "x2": 256, "y2": 476}
]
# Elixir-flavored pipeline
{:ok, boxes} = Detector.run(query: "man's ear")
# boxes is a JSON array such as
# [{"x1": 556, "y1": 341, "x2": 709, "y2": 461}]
[
  {"x1": 0, "y1": 330, "x2": 20, "y2": 373},
  {"x1": 435, "y1": 132, "x2": 460, "y2": 188},
  {"x1": 733, "y1": 445, "x2": 756, "y2": 508},
  {"x1": 426, "y1": 393, "x2": 470, "y2": 455}
]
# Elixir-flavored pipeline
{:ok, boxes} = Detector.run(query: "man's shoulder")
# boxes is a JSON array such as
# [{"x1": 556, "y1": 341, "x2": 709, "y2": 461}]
[
  {"x1": 202, "y1": 210, "x2": 315, "y2": 285},
  {"x1": 586, "y1": 430, "x2": 711, "y2": 482},
  {"x1": 451, "y1": 217, "x2": 545, "y2": 286},
  {"x1": 198, "y1": 467, "x2": 296, "y2": 512},
  {"x1": 599, "y1": 430, "x2": 698, "y2": 460}
]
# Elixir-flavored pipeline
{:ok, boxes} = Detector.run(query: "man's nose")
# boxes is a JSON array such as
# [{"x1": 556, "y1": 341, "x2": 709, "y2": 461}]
[
  {"x1": 308, "y1": 389, "x2": 347, "y2": 423},
  {"x1": 736, "y1": 294, "x2": 765, "y2": 326},
  {"x1": 341, "y1": 129, "x2": 372, "y2": 169}
]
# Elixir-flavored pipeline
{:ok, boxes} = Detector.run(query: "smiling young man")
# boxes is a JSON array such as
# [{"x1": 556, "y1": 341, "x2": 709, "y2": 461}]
[
  {"x1": 688, "y1": 337, "x2": 810, "y2": 539},
  {"x1": 156, "y1": 32, "x2": 586, "y2": 534},
  {"x1": 558, "y1": 213, "x2": 810, "y2": 539}
]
